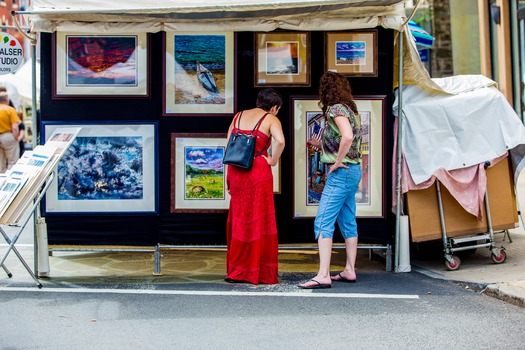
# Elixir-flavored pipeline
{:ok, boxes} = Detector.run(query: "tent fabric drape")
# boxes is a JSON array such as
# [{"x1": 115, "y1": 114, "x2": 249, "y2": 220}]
[
  {"x1": 25, "y1": 0, "x2": 408, "y2": 32},
  {"x1": 24, "y1": 0, "x2": 441, "y2": 95}
]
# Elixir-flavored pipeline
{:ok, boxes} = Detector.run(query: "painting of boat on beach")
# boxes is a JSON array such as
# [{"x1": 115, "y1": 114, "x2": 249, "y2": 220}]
[
  {"x1": 164, "y1": 32, "x2": 234, "y2": 115},
  {"x1": 54, "y1": 32, "x2": 149, "y2": 96}
]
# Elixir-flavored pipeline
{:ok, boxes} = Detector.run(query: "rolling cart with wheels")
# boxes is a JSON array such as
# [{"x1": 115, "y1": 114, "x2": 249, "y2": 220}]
[{"x1": 435, "y1": 162, "x2": 507, "y2": 271}]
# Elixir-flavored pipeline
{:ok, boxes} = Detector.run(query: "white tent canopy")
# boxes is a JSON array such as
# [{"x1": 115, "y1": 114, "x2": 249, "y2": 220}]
[
  {"x1": 22, "y1": 0, "x2": 441, "y2": 92},
  {"x1": 26, "y1": 0, "x2": 409, "y2": 32}
]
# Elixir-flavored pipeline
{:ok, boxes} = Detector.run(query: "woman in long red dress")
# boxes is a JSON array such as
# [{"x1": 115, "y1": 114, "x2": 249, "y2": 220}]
[{"x1": 225, "y1": 88, "x2": 285, "y2": 284}]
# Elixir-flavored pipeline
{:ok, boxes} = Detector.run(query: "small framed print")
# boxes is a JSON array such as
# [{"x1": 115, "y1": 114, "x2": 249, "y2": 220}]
[
  {"x1": 164, "y1": 32, "x2": 235, "y2": 115},
  {"x1": 171, "y1": 133, "x2": 230, "y2": 212},
  {"x1": 42, "y1": 122, "x2": 158, "y2": 214},
  {"x1": 53, "y1": 32, "x2": 149, "y2": 97},
  {"x1": 292, "y1": 95, "x2": 386, "y2": 218},
  {"x1": 255, "y1": 32, "x2": 310, "y2": 86},
  {"x1": 325, "y1": 30, "x2": 378, "y2": 77}
]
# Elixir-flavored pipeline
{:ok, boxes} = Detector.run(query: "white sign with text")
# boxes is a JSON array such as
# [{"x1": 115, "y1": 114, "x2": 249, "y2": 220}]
[{"x1": 0, "y1": 32, "x2": 23, "y2": 75}]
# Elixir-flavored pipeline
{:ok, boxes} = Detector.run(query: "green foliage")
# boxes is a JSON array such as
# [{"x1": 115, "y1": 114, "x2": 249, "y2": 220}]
[{"x1": 185, "y1": 174, "x2": 224, "y2": 199}]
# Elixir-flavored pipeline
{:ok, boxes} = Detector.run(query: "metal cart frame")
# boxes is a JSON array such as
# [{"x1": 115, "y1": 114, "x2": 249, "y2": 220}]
[{"x1": 435, "y1": 168, "x2": 507, "y2": 270}]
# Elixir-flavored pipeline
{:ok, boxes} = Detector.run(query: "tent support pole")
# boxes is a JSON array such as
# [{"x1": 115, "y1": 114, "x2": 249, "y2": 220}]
[
  {"x1": 31, "y1": 41, "x2": 39, "y2": 276},
  {"x1": 394, "y1": 31, "x2": 404, "y2": 273}
]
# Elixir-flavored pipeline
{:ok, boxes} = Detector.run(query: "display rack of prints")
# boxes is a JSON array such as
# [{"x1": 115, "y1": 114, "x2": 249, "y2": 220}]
[{"x1": 0, "y1": 128, "x2": 81, "y2": 224}]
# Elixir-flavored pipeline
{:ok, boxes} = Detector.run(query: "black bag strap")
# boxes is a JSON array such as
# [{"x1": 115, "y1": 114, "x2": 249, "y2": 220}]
[
  {"x1": 253, "y1": 113, "x2": 271, "y2": 158},
  {"x1": 252, "y1": 113, "x2": 269, "y2": 133},
  {"x1": 234, "y1": 111, "x2": 271, "y2": 158},
  {"x1": 235, "y1": 112, "x2": 269, "y2": 134},
  {"x1": 234, "y1": 111, "x2": 243, "y2": 130}
]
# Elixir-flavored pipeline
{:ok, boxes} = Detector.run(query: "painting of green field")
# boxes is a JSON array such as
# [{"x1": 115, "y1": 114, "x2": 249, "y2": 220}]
[
  {"x1": 185, "y1": 174, "x2": 224, "y2": 199},
  {"x1": 184, "y1": 145, "x2": 225, "y2": 200}
]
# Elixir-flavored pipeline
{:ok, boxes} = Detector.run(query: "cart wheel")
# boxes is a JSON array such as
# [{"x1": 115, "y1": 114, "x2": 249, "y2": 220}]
[
  {"x1": 491, "y1": 250, "x2": 507, "y2": 264},
  {"x1": 445, "y1": 255, "x2": 461, "y2": 271}
]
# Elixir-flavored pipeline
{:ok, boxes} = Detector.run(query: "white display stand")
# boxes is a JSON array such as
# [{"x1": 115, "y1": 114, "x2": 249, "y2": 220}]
[
  {"x1": 0, "y1": 127, "x2": 80, "y2": 288},
  {"x1": 0, "y1": 172, "x2": 55, "y2": 288}
]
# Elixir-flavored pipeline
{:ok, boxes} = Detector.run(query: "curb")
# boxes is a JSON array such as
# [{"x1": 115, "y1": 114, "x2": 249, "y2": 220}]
[
  {"x1": 413, "y1": 265, "x2": 525, "y2": 308},
  {"x1": 483, "y1": 283, "x2": 525, "y2": 308}
]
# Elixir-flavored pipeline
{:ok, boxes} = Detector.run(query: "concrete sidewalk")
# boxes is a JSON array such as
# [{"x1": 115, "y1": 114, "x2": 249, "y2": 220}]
[
  {"x1": 411, "y1": 227, "x2": 525, "y2": 307},
  {"x1": 2, "y1": 230, "x2": 525, "y2": 307},
  {"x1": 411, "y1": 172, "x2": 525, "y2": 307}
]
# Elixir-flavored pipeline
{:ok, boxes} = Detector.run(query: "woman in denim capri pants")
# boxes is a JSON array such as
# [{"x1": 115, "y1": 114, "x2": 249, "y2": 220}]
[{"x1": 299, "y1": 72, "x2": 362, "y2": 289}]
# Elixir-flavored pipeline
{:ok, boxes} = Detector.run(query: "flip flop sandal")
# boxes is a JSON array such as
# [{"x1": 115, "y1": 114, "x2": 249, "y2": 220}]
[
  {"x1": 331, "y1": 273, "x2": 357, "y2": 283},
  {"x1": 298, "y1": 279, "x2": 331, "y2": 289}
]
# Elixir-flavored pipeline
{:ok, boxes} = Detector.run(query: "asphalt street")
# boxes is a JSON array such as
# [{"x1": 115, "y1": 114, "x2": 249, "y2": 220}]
[{"x1": 1, "y1": 271, "x2": 525, "y2": 349}]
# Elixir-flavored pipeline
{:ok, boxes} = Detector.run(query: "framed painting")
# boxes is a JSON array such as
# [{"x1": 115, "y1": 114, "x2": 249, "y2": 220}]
[
  {"x1": 42, "y1": 122, "x2": 158, "y2": 214},
  {"x1": 171, "y1": 133, "x2": 230, "y2": 212},
  {"x1": 292, "y1": 95, "x2": 386, "y2": 218},
  {"x1": 164, "y1": 32, "x2": 235, "y2": 115},
  {"x1": 53, "y1": 32, "x2": 149, "y2": 97},
  {"x1": 254, "y1": 32, "x2": 310, "y2": 86},
  {"x1": 325, "y1": 30, "x2": 378, "y2": 77}
]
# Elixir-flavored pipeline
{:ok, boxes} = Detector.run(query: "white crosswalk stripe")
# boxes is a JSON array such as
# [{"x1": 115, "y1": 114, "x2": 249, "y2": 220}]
[{"x1": 0, "y1": 286, "x2": 419, "y2": 299}]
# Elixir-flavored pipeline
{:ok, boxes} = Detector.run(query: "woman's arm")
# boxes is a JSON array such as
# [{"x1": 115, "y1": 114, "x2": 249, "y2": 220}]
[
  {"x1": 17, "y1": 128, "x2": 25, "y2": 142},
  {"x1": 329, "y1": 115, "x2": 353, "y2": 173},
  {"x1": 266, "y1": 117, "x2": 285, "y2": 166}
]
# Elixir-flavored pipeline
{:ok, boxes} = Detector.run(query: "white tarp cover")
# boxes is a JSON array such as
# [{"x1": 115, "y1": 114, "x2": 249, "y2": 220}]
[
  {"x1": 393, "y1": 75, "x2": 525, "y2": 185},
  {"x1": 26, "y1": 0, "x2": 409, "y2": 32}
]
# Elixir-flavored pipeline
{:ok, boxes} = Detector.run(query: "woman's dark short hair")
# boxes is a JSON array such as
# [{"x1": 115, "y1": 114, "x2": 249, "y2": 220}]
[{"x1": 256, "y1": 88, "x2": 283, "y2": 111}]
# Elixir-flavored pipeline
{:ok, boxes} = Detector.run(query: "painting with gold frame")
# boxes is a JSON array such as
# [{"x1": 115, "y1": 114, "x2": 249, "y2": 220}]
[
  {"x1": 325, "y1": 30, "x2": 378, "y2": 77},
  {"x1": 255, "y1": 32, "x2": 310, "y2": 86}
]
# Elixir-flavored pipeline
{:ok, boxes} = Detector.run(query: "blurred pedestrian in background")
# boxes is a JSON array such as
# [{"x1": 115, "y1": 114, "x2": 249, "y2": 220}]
[{"x1": 0, "y1": 91, "x2": 20, "y2": 172}]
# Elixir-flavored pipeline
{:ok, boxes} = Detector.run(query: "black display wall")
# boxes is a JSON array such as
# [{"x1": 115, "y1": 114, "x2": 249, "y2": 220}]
[{"x1": 39, "y1": 28, "x2": 395, "y2": 246}]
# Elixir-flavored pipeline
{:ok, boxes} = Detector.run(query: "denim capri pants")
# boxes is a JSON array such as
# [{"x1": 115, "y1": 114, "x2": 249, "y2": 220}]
[{"x1": 314, "y1": 163, "x2": 362, "y2": 240}]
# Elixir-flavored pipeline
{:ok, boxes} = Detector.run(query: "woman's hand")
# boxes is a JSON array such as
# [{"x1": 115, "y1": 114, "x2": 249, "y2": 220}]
[
  {"x1": 263, "y1": 155, "x2": 278, "y2": 167},
  {"x1": 328, "y1": 161, "x2": 348, "y2": 174},
  {"x1": 306, "y1": 138, "x2": 321, "y2": 150}
]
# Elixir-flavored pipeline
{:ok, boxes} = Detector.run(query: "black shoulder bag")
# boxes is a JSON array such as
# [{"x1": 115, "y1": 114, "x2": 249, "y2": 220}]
[{"x1": 223, "y1": 112, "x2": 269, "y2": 169}]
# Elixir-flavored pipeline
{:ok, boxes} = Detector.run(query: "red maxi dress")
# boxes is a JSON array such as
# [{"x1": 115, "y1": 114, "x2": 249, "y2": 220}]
[{"x1": 226, "y1": 125, "x2": 279, "y2": 284}]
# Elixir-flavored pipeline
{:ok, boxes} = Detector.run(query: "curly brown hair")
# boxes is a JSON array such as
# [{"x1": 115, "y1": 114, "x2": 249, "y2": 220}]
[{"x1": 318, "y1": 71, "x2": 358, "y2": 116}]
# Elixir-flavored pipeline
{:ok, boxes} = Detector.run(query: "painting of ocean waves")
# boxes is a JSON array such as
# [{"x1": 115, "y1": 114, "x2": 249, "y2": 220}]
[
  {"x1": 335, "y1": 41, "x2": 366, "y2": 65},
  {"x1": 57, "y1": 136, "x2": 144, "y2": 200}
]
